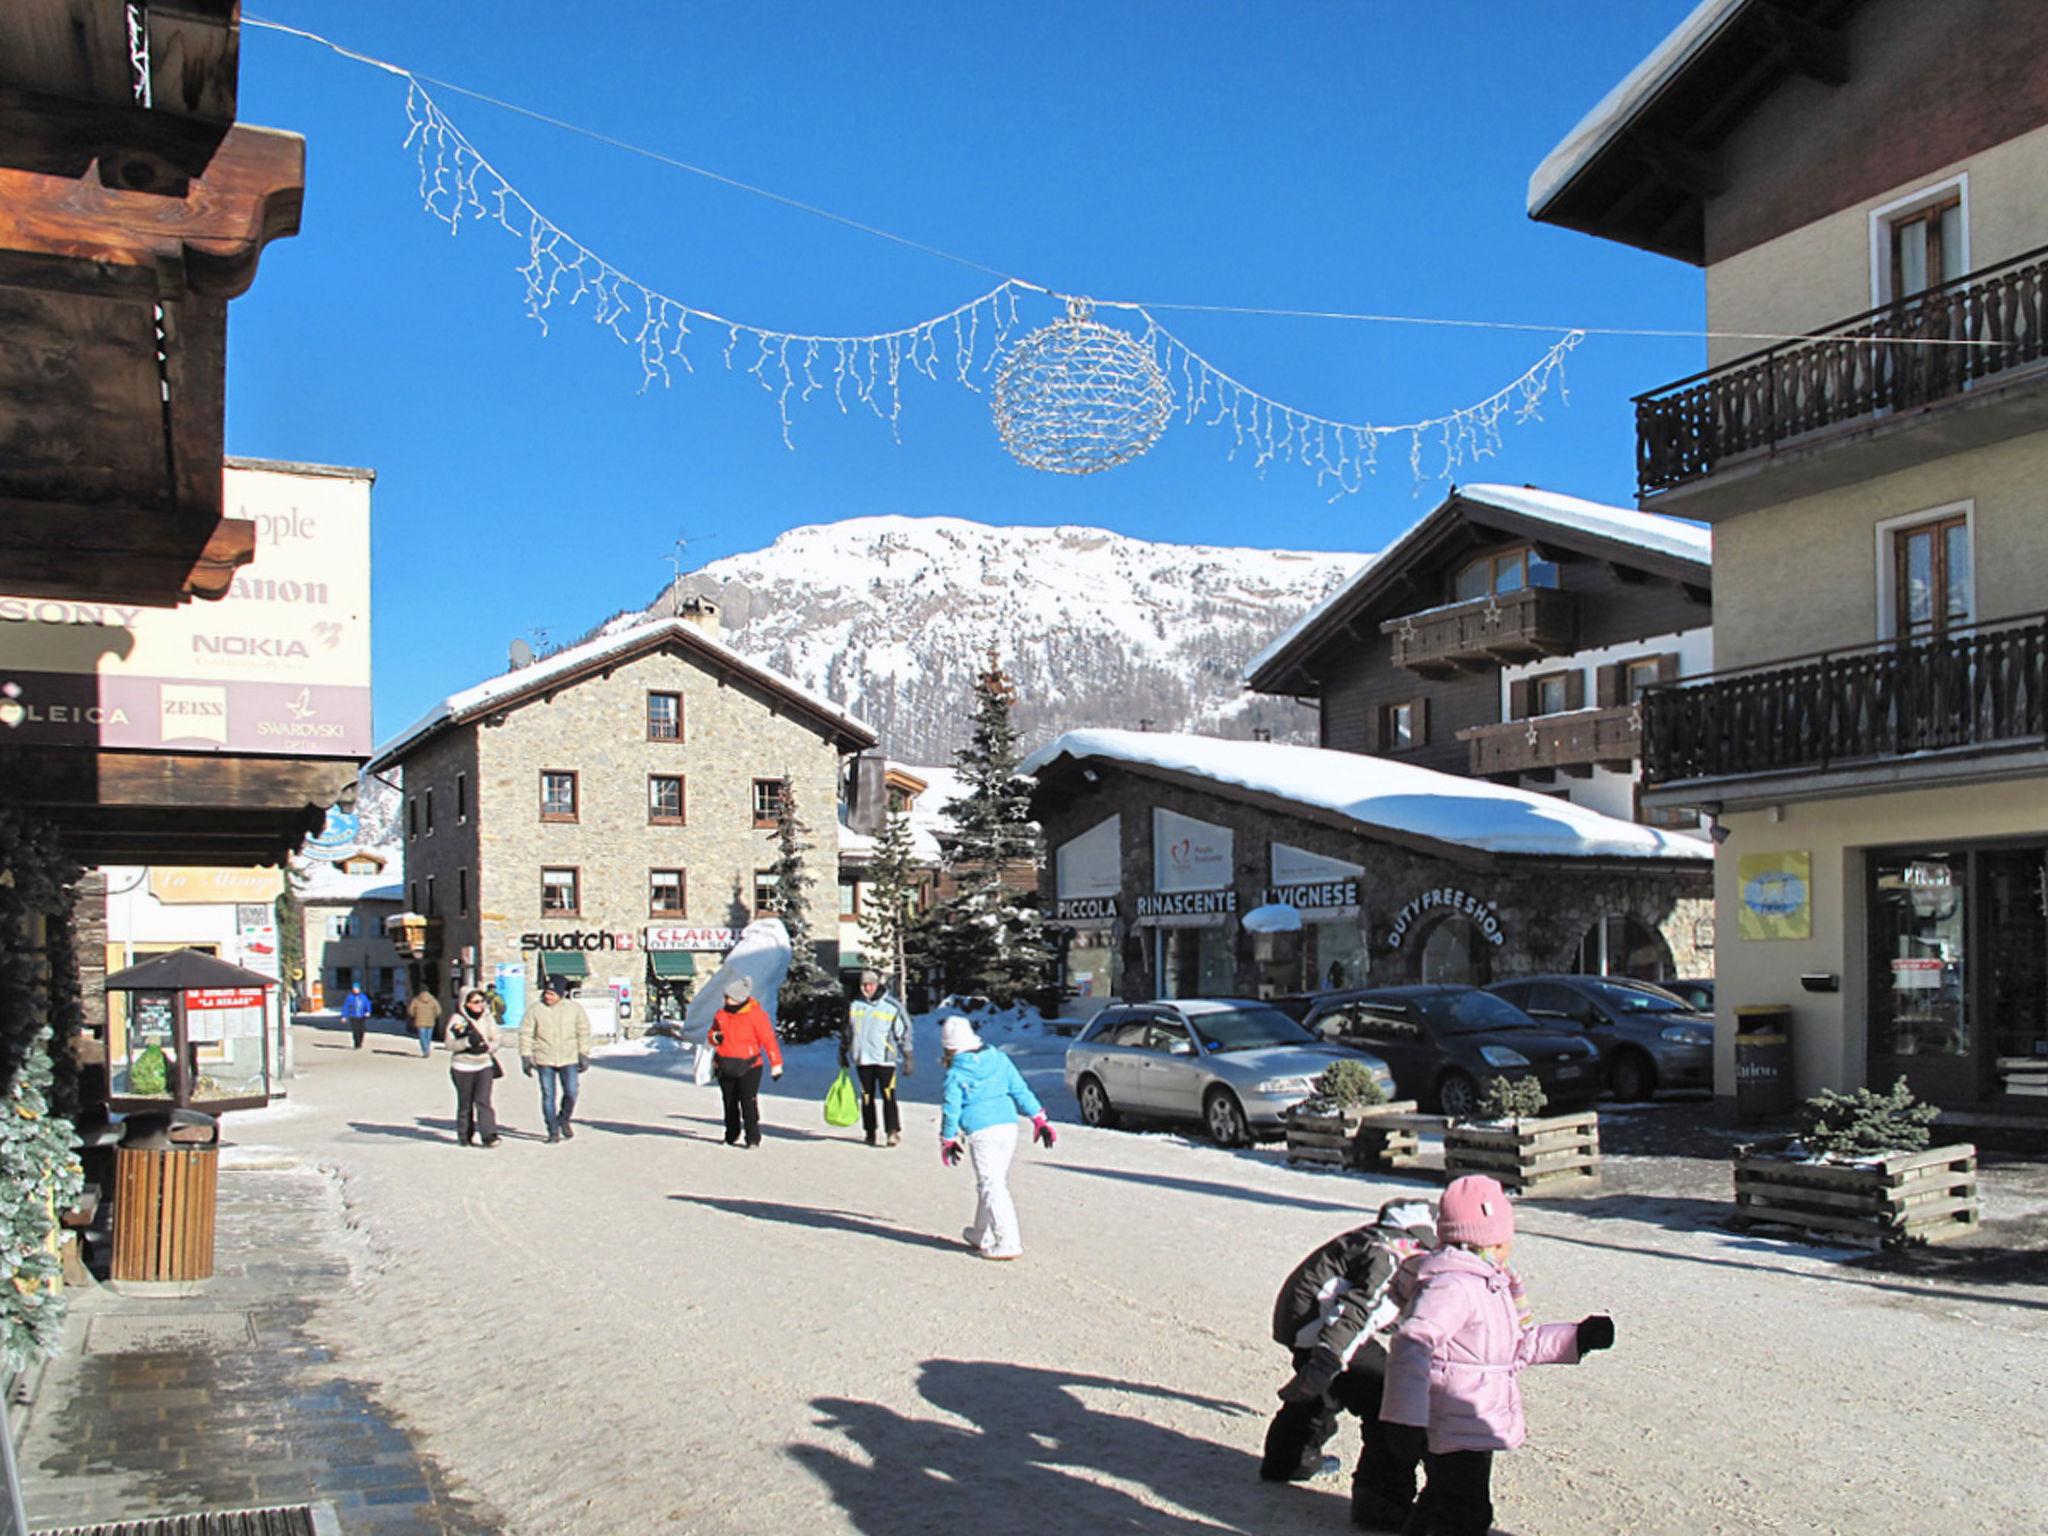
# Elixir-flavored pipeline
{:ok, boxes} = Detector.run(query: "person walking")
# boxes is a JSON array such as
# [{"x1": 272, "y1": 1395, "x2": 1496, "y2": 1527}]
[
  {"x1": 937, "y1": 1015, "x2": 1055, "y2": 1261},
  {"x1": 1379, "y1": 1175, "x2": 1614, "y2": 1536},
  {"x1": 840, "y1": 968, "x2": 914, "y2": 1147},
  {"x1": 708, "y1": 978, "x2": 782, "y2": 1147},
  {"x1": 518, "y1": 978, "x2": 591, "y2": 1145},
  {"x1": 447, "y1": 988, "x2": 502, "y2": 1148},
  {"x1": 341, "y1": 983, "x2": 373, "y2": 1049},
  {"x1": 406, "y1": 988, "x2": 442, "y2": 1058}
]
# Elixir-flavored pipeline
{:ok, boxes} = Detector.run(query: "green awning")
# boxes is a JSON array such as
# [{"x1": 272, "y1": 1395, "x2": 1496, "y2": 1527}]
[
  {"x1": 537, "y1": 951, "x2": 590, "y2": 980},
  {"x1": 648, "y1": 951, "x2": 695, "y2": 979},
  {"x1": 837, "y1": 949, "x2": 864, "y2": 970}
]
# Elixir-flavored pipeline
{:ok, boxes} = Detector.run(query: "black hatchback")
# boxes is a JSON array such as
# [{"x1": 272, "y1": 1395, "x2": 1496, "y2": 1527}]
[{"x1": 1302, "y1": 985, "x2": 1602, "y2": 1118}]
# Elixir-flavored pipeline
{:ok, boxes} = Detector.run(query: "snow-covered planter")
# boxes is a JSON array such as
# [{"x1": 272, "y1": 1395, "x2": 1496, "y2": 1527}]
[
  {"x1": 1730, "y1": 1144, "x2": 1980, "y2": 1248},
  {"x1": 1442, "y1": 1111, "x2": 1602, "y2": 1197},
  {"x1": 1283, "y1": 1100, "x2": 1423, "y2": 1171}
]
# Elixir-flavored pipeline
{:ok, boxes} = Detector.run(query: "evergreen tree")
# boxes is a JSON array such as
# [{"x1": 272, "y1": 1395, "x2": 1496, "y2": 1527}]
[
  {"x1": 770, "y1": 773, "x2": 833, "y2": 1018},
  {"x1": 863, "y1": 809, "x2": 919, "y2": 997},
  {"x1": 926, "y1": 652, "x2": 1055, "y2": 1005}
]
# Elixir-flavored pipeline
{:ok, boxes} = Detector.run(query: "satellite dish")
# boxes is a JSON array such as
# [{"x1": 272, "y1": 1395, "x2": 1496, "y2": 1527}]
[{"x1": 509, "y1": 639, "x2": 535, "y2": 670}]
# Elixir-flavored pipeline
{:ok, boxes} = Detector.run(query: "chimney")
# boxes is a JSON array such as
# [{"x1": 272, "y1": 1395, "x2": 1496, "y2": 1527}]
[{"x1": 675, "y1": 594, "x2": 721, "y2": 642}]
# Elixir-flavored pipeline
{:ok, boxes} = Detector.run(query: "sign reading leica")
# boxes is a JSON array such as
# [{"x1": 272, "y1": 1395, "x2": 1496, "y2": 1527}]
[{"x1": 0, "y1": 461, "x2": 372, "y2": 756}]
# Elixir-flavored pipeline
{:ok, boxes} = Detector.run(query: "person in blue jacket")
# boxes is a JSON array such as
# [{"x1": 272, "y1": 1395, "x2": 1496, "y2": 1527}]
[
  {"x1": 341, "y1": 983, "x2": 374, "y2": 1050},
  {"x1": 939, "y1": 1015, "x2": 1056, "y2": 1261}
]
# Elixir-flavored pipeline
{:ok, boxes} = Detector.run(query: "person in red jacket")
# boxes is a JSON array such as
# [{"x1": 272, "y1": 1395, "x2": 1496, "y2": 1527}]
[{"x1": 709, "y1": 976, "x2": 783, "y2": 1148}]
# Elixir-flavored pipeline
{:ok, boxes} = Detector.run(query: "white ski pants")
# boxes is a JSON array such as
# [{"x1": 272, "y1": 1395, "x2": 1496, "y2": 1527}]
[{"x1": 967, "y1": 1121, "x2": 1023, "y2": 1258}]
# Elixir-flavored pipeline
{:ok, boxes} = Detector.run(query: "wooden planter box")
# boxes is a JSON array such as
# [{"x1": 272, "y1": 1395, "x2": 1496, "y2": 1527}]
[
  {"x1": 1732, "y1": 1143, "x2": 1980, "y2": 1248},
  {"x1": 1443, "y1": 1111, "x2": 1600, "y2": 1197},
  {"x1": 1285, "y1": 1101, "x2": 1423, "y2": 1172}
]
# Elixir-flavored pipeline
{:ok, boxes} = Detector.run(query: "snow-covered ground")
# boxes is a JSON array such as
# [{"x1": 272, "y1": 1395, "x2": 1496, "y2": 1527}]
[{"x1": 244, "y1": 1014, "x2": 2047, "y2": 1535}]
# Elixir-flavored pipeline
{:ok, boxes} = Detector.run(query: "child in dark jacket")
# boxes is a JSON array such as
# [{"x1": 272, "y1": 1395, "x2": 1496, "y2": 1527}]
[
  {"x1": 1379, "y1": 1175, "x2": 1614, "y2": 1536},
  {"x1": 1264, "y1": 1198, "x2": 1438, "y2": 1529}
]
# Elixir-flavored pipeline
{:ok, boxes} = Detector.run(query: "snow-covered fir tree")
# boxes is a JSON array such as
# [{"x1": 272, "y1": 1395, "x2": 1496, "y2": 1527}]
[
  {"x1": 770, "y1": 773, "x2": 834, "y2": 1010},
  {"x1": 863, "y1": 810, "x2": 919, "y2": 996},
  {"x1": 923, "y1": 653, "x2": 1054, "y2": 1004}
]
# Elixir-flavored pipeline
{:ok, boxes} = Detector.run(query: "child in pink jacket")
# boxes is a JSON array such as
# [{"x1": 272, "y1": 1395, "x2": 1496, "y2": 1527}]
[{"x1": 1379, "y1": 1175, "x2": 1613, "y2": 1536}]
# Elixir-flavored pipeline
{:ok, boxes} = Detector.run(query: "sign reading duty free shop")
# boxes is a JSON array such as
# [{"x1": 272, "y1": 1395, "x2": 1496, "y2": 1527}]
[{"x1": 0, "y1": 461, "x2": 372, "y2": 756}]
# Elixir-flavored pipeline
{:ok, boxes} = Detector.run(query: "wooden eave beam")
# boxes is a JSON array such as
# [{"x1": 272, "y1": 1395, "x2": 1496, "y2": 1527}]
[
  {"x1": 1630, "y1": 130, "x2": 1726, "y2": 200},
  {"x1": 1750, "y1": 3, "x2": 1851, "y2": 86}
]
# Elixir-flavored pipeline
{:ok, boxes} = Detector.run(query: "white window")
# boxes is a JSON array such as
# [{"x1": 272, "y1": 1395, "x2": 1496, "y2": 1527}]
[
  {"x1": 1875, "y1": 503, "x2": 1975, "y2": 639},
  {"x1": 1870, "y1": 176, "x2": 1968, "y2": 306}
]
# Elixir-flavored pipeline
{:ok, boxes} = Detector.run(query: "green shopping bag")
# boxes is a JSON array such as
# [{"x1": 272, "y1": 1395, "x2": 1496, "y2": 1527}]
[{"x1": 824, "y1": 1069, "x2": 861, "y2": 1128}]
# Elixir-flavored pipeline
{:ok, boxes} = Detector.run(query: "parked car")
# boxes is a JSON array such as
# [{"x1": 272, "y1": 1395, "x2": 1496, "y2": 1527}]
[
  {"x1": 1486, "y1": 975, "x2": 1715, "y2": 1101},
  {"x1": 1660, "y1": 977, "x2": 1714, "y2": 1014},
  {"x1": 1064, "y1": 998, "x2": 1394, "y2": 1145},
  {"x1": 1302, "y1": 986, "x2": 1601, "y2": 1118}
]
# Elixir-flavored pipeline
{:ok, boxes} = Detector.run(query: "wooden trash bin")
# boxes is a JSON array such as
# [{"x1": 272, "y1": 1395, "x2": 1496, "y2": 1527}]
[{"x1": 111, "y1": 1143, "x2": 219, "y2": 1293}]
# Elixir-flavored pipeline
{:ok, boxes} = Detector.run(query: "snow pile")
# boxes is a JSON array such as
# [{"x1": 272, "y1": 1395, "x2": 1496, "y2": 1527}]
[{"x1": 1023, "y1": 729, "x2": 1713, "y2": 860}]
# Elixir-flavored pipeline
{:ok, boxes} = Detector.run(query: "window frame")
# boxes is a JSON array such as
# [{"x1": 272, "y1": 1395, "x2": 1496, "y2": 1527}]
[
  {"x1": 648, "y1": 868, "x2": 687, "y2": 920},
  {"x1": 752, "y1": 777, "x2": 787, "y2": 830},
  {"x1": 425, "y1": 874, "x2": 437, "y2": 916},
  {"x1": 540, "y1": 866, "x2": 582, "y2": 917},
  {"x1": 1875, "y1": 501, "x2": 1975, "y2": 640},
  {"x1": 539, "y1": 769, "x2": 580, "y2": 824},
  {"x1": 456, "y1": 773, "x2": 468, "y2": 825},
  {"x1": 1529, "y1": 669, "x2": 1574, "y2": 718},
  {"x1": 648, "y1": 774, "x2": 687, "y2": 826},
  {"x1": 753, "y1": 869, "x2": 781, "y2": 916},
  {"x1": 1379, "y1": 699, "x2": 1419, "y2": 752},
  {"x1": 1869, "y1": 175, "x2": 1969, "y2": 308},
  {"x1": 407, "y1": 797, "x2": 418, "y2": 840},
  {"x1": 457, "y1": 867, "x2": 469, "y2": 917},
  {"x1": 646, "y1": 691, "x2": 684, "y2": 743},
  {"x1": 1450, "y1": 544, "x2": 1558, "y2": 603}
]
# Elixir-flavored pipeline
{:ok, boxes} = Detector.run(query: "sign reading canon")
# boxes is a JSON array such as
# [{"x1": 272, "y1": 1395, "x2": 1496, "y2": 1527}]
[
  {"x1": 0, "y1": 461, "x2": 371, "y2": 756},
  {"x1": 1387, "y1": 887, "x2": 1506, "y2": 949}
]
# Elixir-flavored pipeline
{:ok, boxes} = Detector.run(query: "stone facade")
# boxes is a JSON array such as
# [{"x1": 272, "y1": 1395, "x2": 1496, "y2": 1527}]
[
  {"x1": 1035, "y1": 765, "x2": 1712, "y2": 1008},
  {"x1": 392, "y1": 637, "x2": 863, "y2": 1006}
]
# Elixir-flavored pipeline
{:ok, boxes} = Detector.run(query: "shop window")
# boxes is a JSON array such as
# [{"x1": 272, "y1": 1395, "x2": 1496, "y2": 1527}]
[
  {"x1": 1980, "y1": 847, "x2": 2048, "y2": 1073},
  {"x1": 647, "y1": 691, "x2": 683, "y2": 742},
  {"x1": 1415, "y1": 914, "x2": 1492, "y2": 987},
  {"x1": 540, "y1": 771, "x2": 578, "y2": 822},
  {"x1": 1063, "y1": 927, "x2": 1119, "y2": 1006},
  {"x1": 1451, "y1": 546, "x2": 1559, "y2": 603},
  {"x1": 753, "y1": 870, "x2": 781, "y2": 915},
  {"x1": 1870, "y1": 854, "x2": 1968, "y2": 1062},
  {"x1": 1158, "y1": 925, "x2": 1233, "y2": 998},
  {"x1": 1309, "y1": 922, "x2": 1368, "y2": 992},
  {"x1": 753, "y1": 778, "x2": 786, "y2": 829},
  {"x1": 650, "y1": 869, "x2": 687, "y2": 919},
  {"x1": 541, "y1": 867, "x2": 580, "y2": 916},
  {"x1": 649, "y1": 775, "x2": 686, "y2": 824},
  {"x1": 1573, "y1": 915, "x2": 1672, "y2": 981}
]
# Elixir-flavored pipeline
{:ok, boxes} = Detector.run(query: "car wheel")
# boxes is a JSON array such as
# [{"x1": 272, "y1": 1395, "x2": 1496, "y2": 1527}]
[
  {"x1": 1076, "y1": 1075, "x2": 1119, "y2": 1129},
  {"x1": 1436, "y1": 1070, "x2": 1480, "y2": 1119},
  {"x1": 1204, "y1": 1087, "x2": 1250, "y2": 1146},
  {"x1": 1610, "y1": 1050, "x2": 1657, "y2": 1103}
]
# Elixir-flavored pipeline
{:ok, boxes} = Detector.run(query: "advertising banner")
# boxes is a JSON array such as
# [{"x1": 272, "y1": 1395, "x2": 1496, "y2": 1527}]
[
  {"x1": 1153, "y1": 808, "x2": 1232, "y2": 894},
  {"x1": 149, "y1": 867, "x2": 285, "y2": 905},
  {"x1": 1270, "y1": 842, "x2": 1363, "y2": 887},
  {"x1": 0, "y1": 461, "x2": 372, "y2": 756},
  {"x1": 1055, "y1": 815, "x2": 1122, "y2": 899},
  {"x1": 1737, "y1": 851, "x2": 1813, "y2": 941}
]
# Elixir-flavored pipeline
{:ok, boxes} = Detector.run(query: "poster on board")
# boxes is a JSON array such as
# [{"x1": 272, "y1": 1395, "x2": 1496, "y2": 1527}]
[{"x1": 1737, "y1": 852, "x2": 1812, "y2": 941}]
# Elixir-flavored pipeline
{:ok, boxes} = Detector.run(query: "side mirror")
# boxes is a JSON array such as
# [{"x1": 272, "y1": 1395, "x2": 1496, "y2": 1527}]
[{"x1": 1167, "y1": 1039, "x2": 1193, "y2": 1056}]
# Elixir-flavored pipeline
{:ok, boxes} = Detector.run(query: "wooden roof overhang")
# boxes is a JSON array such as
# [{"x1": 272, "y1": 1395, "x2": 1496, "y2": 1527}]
[{"x1": 0, "y1": 2, "x2": 303, "y2": 607}]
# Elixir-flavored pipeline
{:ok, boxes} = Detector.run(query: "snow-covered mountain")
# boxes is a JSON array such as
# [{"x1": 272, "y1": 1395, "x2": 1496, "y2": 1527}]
[{"x1": 593, "y1": 516, "x2": 1367, "y2": 762}]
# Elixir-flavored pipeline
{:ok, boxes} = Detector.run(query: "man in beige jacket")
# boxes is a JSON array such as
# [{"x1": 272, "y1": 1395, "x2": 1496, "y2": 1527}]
[{"x1": 519, "y1": 979, "x2": 593, "y2": 1144}]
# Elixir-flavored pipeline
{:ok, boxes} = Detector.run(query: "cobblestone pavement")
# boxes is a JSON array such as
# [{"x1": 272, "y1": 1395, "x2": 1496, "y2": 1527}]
[{"x1": 19, "y1": 1160, "x2": 502, "y2": 1536}]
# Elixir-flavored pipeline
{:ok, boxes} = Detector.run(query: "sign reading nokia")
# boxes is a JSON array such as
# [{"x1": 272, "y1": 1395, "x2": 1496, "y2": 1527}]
[
  {"x1": 1264, "y1": 879, "x2": 1360, "y2": 911},
  {"x1": 519, "y1": 931, "x2": 639, "y2": 953},
  {"x1": 1133, "y1": 889, "x2": 1237, "y2": 920},
  {"x1": 1051, "y1": 896, "x2": 1119, "y2": 922},
  {"x1": 1386, "y1": 888, "x2": 1505, "y2": 949}
]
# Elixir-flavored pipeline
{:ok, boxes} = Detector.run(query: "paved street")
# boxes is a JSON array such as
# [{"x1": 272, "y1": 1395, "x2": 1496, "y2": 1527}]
[{"x1": 29, "y1": 1014, "x2": 2048, "y2": 1535}]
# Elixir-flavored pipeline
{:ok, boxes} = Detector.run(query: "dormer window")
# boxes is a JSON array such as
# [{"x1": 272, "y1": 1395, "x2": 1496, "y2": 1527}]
[{"x1": 1451, "y1": 546, "x2": 1558, "y2": 603}]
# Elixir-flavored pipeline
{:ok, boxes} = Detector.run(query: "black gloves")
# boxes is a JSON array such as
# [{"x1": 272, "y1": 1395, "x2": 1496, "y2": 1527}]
[
  {"x1": 1577, "y1": 1315, "x2": 1616, "y2": 1354},
  {"x1": 1381, "y1": 1423, "x2": 1428, "y2": 1461},
  {"x1": 577, "y1": 1056, "x2": 590, "y2": 1072}
]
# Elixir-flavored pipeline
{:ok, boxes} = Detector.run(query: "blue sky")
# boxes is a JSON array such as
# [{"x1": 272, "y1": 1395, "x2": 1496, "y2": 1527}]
[{"x1": 229, "y1": 2, "x2": 1704, "y2": 739}]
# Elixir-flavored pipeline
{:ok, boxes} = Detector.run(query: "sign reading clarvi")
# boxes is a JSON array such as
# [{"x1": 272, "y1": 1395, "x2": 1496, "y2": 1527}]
[
  {"x1": 1051, "y1": 896, "x2": 1120, "y2": 922},
  {"x1": 1133, "y1": 889, "x2": 1237, "y2": 919},
  {"x1": 1386, "y1": 888, "x2": 1505, "y2": 948}
]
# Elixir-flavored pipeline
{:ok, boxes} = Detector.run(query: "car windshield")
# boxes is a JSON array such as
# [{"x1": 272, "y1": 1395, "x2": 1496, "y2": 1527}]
[
  {"x1": 1186, "y1": 1006, "x2": 1317, "y2": 1053},
  {"x1": 1585, "y1": 979, "x2": 1691, "y2": 1014},
  {"x1": 1413, "y1": 990, "x2": 1540, "y2": 1035}
]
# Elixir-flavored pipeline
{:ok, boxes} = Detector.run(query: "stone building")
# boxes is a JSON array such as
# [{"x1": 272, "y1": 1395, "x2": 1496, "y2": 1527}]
[
  {"x1": 1025, "y1": 730, "x2": 1713, "y2": 1017},
  {"x1": 365, "y1": 609, "x2": 876, "y2": 1017},
  {"x1": 293, "y1": 850, "x2": 404, "y2": 1010}
]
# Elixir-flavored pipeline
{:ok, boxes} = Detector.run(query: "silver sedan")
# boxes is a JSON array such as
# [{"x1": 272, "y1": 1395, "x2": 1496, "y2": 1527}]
[{"x1": 1064, "y1": 998, "x2": 1396, "y2": 1145}]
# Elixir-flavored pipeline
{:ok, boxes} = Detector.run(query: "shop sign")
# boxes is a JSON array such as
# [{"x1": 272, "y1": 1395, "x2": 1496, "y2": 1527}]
[
  {"x1": 1154, "y1": 808, "x2": 1233, "y2": 894},
  {"x1": 1270, "y1": 842, "x2": 1363, "y2": 887},
  {"x1": 1134, "y1": 889, "x2": 1237, "y2": 920},
  {"x1": 1264, "y1": 880, "x2": 1360, "y2": 913},
  {"x1": 1051, "y1": 896, "x2": 1120, "y2": 922},
  {"x1": 1890, "y1": 957, "x2": 1944, "y2": 991},
  {"x1": 1737, "y1": 851, "x2": 1812, "y2": 941},
  {"x1": 643, "y1": 925, "x2": 742, "y2": 951},
  {"x1": 1056, "y1": 815, "x2": 1122, "y2": 899},
  {"x1": 519, "y1": 931, "x2": 639, "y2": 952},
  {"x1": 148, "y1": 867, "x2": 285, "y2": 905},
  {"x1": 1387, "y1": 888, "x2": 1505, "y2": 949}
]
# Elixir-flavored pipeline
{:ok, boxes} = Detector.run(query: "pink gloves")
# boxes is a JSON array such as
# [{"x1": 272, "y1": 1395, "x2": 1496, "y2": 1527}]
[
  {"x1": 1032, "y1": 1115, "x2": 1057, "y2": 1149},
  {"x1": 940, "y1": 1139, "x2": 963, "y2": 1167}
]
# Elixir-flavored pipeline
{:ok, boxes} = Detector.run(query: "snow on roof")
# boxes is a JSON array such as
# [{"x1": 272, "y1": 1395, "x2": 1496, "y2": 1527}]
[
  {"x1": 370, "y1": 616, "x2": 876, "y2": 770},
  {"x1": 1243, "y1": 484, "x2": 1708, "y2": 685},
  {"x1": 1527, "y1": 0, "x2": 1744, "y2": 218},
  {"x1": 1022, "y1": 729, "x2": 1712, "y2": 861},
  {"x1": 293, "y1": 857, "x2": 406, "y2": 905},
  {"x1": 838, "y1": 762, "x2": 970, "y2": 865}
]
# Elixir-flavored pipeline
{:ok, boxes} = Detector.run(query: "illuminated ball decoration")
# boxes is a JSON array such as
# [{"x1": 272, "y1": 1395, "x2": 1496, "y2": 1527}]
[{"x1": 992, "y1": 298, "x2": 1172, "y2": 474}]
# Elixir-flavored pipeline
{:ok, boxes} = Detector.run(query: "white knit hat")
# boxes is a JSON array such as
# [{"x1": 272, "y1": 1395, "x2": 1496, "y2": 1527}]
[
  {"x1": 722, "y1": 976, "x2": 751, "y2": 1005},
  {"x1": 939, "y1": 1015, "x2": 981, "y2": 1055}
]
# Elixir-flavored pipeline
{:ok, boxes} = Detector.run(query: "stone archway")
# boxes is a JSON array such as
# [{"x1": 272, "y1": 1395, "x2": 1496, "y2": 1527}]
[
  {"x1": 1410, "y1": 912, "x2": 1496, "y2": 986},
  {"x1": 1573, "y1": 914, "x2": 1675, "y2": 982}
]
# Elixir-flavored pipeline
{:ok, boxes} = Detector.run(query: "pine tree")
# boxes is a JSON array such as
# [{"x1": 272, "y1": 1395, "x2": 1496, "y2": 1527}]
[
  {"x1": 771, "y1": 773, "x2": 833, "y2": 1024},
  {"x1": 926, "y1": 652, "x2": 1055, "y2": 1005},
  {"x1": 864, "y1": 809, "x2": 919, "y2": 997}
]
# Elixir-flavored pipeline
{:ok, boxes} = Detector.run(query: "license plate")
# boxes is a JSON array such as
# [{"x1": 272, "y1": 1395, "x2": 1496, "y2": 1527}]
[{"x1": 1556, "y1": 1065, "x2": 1584, "y2": 1080}]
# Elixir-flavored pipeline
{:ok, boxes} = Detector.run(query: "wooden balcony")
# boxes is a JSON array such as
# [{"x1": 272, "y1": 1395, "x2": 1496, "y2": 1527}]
[
  {"x1": 1380, "y1": 587, "x2": 1577, "y2": 678},
  {"x1": 1635, "y1": 246, "x2": 2048, "y2": 500},
  {"x1": 1460, "y1": 704, "x2": 1641, "y2": 779},
  {"x1": 1642, "y1": 614, "x2": 2048, "y2": 789}
]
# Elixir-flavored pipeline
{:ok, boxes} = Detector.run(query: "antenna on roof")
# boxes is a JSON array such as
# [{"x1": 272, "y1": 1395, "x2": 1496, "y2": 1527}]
[
  {"x1": 508, "y1": 638, "x2": 535, "y2": 671},
  {"x1": 664, "y1": 532, "x2": 716, "y2": 614}
]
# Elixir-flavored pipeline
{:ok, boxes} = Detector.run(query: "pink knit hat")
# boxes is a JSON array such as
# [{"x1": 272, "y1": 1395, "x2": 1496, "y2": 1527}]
[{"x1": 1437, "y1": 1175, "x2": 1515, "y2": 1247}]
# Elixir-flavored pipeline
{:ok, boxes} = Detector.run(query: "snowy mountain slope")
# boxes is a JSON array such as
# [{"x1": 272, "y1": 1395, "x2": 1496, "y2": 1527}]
[{"x1": 595, "y1": 516, "x2": 1366, "y2": 761}]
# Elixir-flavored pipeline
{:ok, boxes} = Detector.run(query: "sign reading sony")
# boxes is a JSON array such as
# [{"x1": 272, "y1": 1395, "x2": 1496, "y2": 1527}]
[{"x1": 1387, "y1": 887, "x2": 1505, "y2": 948}]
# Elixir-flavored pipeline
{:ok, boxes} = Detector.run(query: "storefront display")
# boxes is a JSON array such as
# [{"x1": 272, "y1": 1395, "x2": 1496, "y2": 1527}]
[{"x1": 1158, "y1": 923, "x2": 1233, "y2": 999}]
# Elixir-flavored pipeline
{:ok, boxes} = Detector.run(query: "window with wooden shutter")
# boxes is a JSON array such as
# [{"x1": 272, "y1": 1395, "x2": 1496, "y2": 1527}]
[
  {"x1": 1595, "y1": 664, "x2": 1622, "y2": 709},
  {"x1": 1508, "y1": 679, "x2": 1533, "y2": 720},
  {"x1": 1656, "y1": 652, "x2": 1681, "y2": 683},
  {"x1": 1564, "y1": 671, "x2": 1586, "y2": 711}
]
